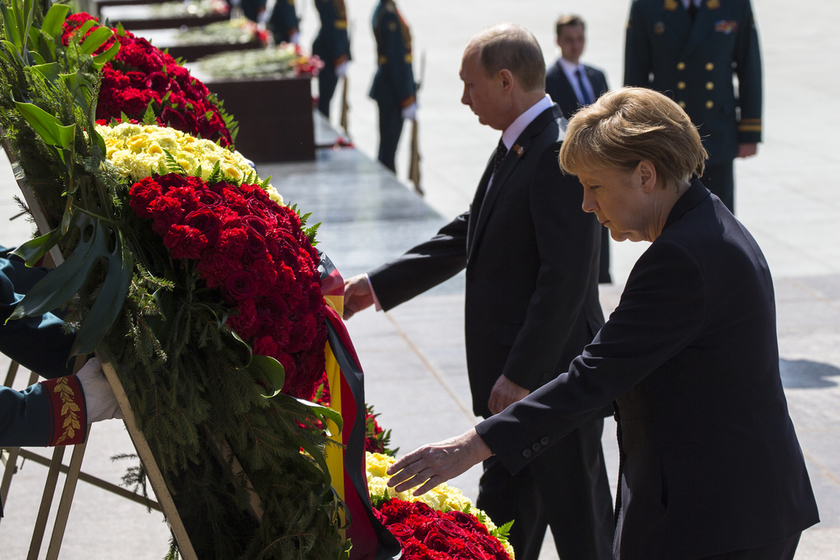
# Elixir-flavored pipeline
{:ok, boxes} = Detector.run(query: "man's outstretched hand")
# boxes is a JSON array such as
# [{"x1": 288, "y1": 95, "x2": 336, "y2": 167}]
[
  {"x1": 343, "y1": 274, "x2": 374, "y2": 320},
  {"x1": 386, "y1": 428, "x2": 493, "y2": 496}
]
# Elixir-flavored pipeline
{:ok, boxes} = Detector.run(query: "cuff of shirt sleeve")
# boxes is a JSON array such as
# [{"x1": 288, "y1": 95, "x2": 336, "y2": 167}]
[
  {"x1": 40, "y1": 376, "x2": 87, "y2": 447},
  {"x1": 365, "y1": 273, "x2": 383, "y2": 312}
]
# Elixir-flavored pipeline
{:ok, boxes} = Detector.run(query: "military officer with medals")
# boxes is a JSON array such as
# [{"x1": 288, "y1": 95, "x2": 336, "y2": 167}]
[
  {"x1": 624, "y1": 0, "x2": 762, "y2": 213},
  {"x1": 370, "y1": 0, "x2": 416, "y2": 173},
  {"x1": 313, "y1": 0, "x2": 351, "y2": 118}
]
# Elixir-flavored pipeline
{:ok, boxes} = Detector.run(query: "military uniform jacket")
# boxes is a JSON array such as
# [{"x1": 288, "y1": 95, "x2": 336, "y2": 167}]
[
  {"x1": 624, "y1": 0, "x2": 762, "y2": 164},
  {"x1": 369, "y1": 0, "x2": 415, "y2": 108},
  {"x1": 268, "y1": 0, "x2": 298, "y2": 43},
  {"x1": 369, "y1": 105, "x2": 604, "y2": 418},
  {"x1": 478, "y1": 183, "x2": 819, "y2": 558},
  {"x1": 545, "y1": 60, "x2": 609, "y2": 119},
  {"x1": 313, "y1": 0, "x2": 351, "y2": 67}
]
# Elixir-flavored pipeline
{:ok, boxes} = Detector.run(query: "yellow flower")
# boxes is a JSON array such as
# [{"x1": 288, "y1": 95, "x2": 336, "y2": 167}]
[{"x1": 95, "y1": 123, "x2": 283, "y2": 204}]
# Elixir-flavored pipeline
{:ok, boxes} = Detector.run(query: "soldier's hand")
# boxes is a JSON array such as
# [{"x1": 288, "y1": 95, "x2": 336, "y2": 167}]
[
  {"x1": 487, "y1": 374, "x2": 530, "y2": 415},
  {"x1": 737, "y1": 143, "x2": 758, "y2": 158},
  {"x1": 343, "y1": 274, "x2": 375, "y2": 320}
]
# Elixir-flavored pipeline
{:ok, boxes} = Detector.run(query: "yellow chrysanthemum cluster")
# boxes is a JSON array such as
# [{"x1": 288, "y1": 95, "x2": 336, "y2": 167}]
[
  {"x1": 365, "y1": 452, "x2": 515, "y2": 559},
  {"x1": 96, "y1": 123, "x2": 284, "y2": 205}
]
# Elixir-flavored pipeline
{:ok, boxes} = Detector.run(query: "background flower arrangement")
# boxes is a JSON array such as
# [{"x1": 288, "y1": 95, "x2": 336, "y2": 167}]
[
  {"x1": 174, "y1": 17, "x2": 269, "y2": 47},
  {"x1": 197, "y1": 42, "x2": 323, "y2": 80}
]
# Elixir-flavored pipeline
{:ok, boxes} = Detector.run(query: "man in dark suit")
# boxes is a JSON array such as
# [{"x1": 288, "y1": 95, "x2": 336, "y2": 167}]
[
  {"x1": 386, "y1": 87, "x2": 819, "y2": 560},
  {"x1": 545, "y1": 14, "x2": 612, "y2": 283},
  {"x1": 346, "y1": 23, "x2": 614, "y2": 560},
  {"x1": 313, "y1": 0, "x2": 351, "y2": 119},
  {"x1": 624, "y1": 0, "x2": 762, "y2": 213},
  {"x1": 369, "y1": 0, "x2": 416, "y2": 173}
]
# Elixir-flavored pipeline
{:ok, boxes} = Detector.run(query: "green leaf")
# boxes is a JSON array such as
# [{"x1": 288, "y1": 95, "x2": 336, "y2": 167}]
[
  {"x1": 41, "y1": 4, "x2": 71, "y2": 39},
  {"x1": 142, "y1": 101, "x2": 157, "y2": 125},
  {"x1": 71, "y1": 227, "x2": 134, "y2": 355},
  {"x1": 60, "y1": 72, "x2": 94, "y2": 114},
  {"x1": 92, "y1": 42, "x2": 120, "y2": 69},
  {"x1": 75, "y1": 19, "x2": 97, "y2": 40},
  {"x1": 0, "y1": 3, "x2": 23, "y2": 52},
  {"x1": 32, "y1": 61, "x2": 60, "y2": 83},
  {"x1": 292, "y1": 397, "x2": 343, "y2": 437},
  {"x1": 79, "y1": 26, "x2": 113, "y2": 56},
  {"x1": 7, "y1": 212, "x2": 96, "y2": 320},
  {"x1": 246, "y1": 354, "x2": 285, "y2": 398},
  {"x1": 14, "y1": 101, "x2": 75, "y2": 149},
  {"x1": 11, "y1": 226, "x2": 64, "y2": 266}
]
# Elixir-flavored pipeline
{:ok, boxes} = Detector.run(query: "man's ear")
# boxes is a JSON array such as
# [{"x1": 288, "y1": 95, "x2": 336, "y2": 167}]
[
  {"x1": 638, "y1": 160, "x2": 658, "y2": 193},
  {"x1": 498, "y1": 69, "x2": 514, "y2": 94}
]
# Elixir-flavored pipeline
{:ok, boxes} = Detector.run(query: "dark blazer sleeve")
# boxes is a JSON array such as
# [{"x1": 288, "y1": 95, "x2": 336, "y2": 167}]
[
  {"x1": 478, "y1": 238, "x2": 705, "y2": 472},
  {"x1": 735, "y1": 0, "x2": 762, "y2": 144},
  {"x1": 499, "y1": 144, "x2": 602, "y2": 391},
  {"x1": 368, "y1": 213, "x2": 468, "y2": 311},
  {"x1": 624, "y1": 0, "x2": 652, "y2": 87}
]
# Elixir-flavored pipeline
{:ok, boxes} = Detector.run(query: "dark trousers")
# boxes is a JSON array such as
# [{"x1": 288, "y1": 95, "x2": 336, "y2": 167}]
[
  {"x1": 376, "y1": 98, "x2": 404, "y2": 173},
  {"x1": 700, "y1": 532, "x2": 801, "y2": 560},
  {"x1": 317, "y1": 63, "x2": 338, "y2": 118},
  {"x1": 701, "y1": 161, "x2": 735, "y2": 214},
  {"x1": 476, "y1": 417, "x2": 615, "y2": 560}
]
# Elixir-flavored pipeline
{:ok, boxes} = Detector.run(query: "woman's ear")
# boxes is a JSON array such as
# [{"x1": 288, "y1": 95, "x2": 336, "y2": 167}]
[{"x1": 637, "y1": 160, "x2": 658, "y2": 193}]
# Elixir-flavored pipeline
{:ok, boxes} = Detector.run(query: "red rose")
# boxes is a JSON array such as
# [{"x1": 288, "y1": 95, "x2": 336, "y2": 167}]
[
  {"x1": 185, "y1": 208, "x2": 222, "y2": 246},
  {"x1": 386, "y1": 523, "x2": 414, "y2": 540},
  {"x1": 423, "y1": 530, "x2": 451, "y2": 553},
  {"x1": 224, "y1": 269, "x2": 259, "y2": 301}
]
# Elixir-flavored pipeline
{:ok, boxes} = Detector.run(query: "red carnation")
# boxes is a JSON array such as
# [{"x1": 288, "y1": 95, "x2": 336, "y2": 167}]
[{"x1": 164, "y1": 225, "x2": 208, "y2": 260}]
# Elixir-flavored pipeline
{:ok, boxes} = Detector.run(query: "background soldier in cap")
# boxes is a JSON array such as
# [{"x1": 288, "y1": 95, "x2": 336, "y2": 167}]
[
  {"x1": 369, "y1": 0, "x2": 416, "y2": 173},
  {"x1": 624, "y1": 0, "x2": 762, "y2": 213},
  {"x1": 313, "y1": 0, "x2": 351, "y2": 119}
]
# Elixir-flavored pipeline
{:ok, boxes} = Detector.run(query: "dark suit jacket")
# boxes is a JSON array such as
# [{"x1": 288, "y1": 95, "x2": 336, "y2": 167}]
[
  {"x1": 624, "y1": 0, "x2": 762, "y2": 164},
  {"x1": 369, "y1": 104, "x2": 604, "y2": 418},
  {"x1": 478, "y1": 183, "x2": 819, "y2": 558},
  {"x1": 545, "y1": 60, "x2": 608, "y2": 119}
]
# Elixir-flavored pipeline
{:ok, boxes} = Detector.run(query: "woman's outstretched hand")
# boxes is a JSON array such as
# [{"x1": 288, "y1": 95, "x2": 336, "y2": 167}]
[{"x1": 386, "y1": 428, "x2": 493, "y2": 496}]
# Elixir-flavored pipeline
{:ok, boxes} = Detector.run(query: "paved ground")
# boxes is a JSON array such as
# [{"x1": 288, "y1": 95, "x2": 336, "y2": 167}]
[{"x1": 1, "y1": 0, "x2": 839, "y2": 558}]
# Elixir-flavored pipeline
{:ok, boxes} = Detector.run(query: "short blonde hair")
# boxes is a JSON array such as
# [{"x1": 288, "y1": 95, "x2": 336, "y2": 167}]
[
  {"x1": 469, "y1": 24, "x2": 546, "y2": 93},
  {"x1": 559, "y1": 87, "x2": 707, "y2": 188}
]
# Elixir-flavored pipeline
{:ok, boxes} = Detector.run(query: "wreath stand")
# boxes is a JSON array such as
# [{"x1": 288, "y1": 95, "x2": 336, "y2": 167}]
[{"x1": 0, "y1": 144, "x2": 202, "y2": 559}]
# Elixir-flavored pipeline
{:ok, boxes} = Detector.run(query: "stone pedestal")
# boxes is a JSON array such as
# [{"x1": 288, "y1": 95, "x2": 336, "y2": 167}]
[{"x1": 206, "y1": 76, "x2": 315, "y2": 163}]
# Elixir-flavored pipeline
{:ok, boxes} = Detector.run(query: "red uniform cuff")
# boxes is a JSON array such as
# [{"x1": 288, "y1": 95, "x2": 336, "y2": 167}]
[{"x1": 40, "y1": 376, "x2": 87, "y2": 446}]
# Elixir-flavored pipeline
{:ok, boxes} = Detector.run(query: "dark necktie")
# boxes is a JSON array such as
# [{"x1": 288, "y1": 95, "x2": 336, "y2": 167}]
[
  {"x1": 576, "y1": 68, "x2": 593, "y2": 106},
  {"x1": 492, "y1": 137, "x2": 508, "y2": 178},
  {"x1": 688, "y1": 1, "x2": 698, "y2": 22}
]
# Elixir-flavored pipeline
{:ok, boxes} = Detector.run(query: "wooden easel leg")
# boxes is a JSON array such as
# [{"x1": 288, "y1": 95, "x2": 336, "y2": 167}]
[
  {"x1": 27, "y1": 446, "x2": 65, "y2": 560},
  {"x1": 45, "y1": 427, "x2": 89, "y2": 560}
]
